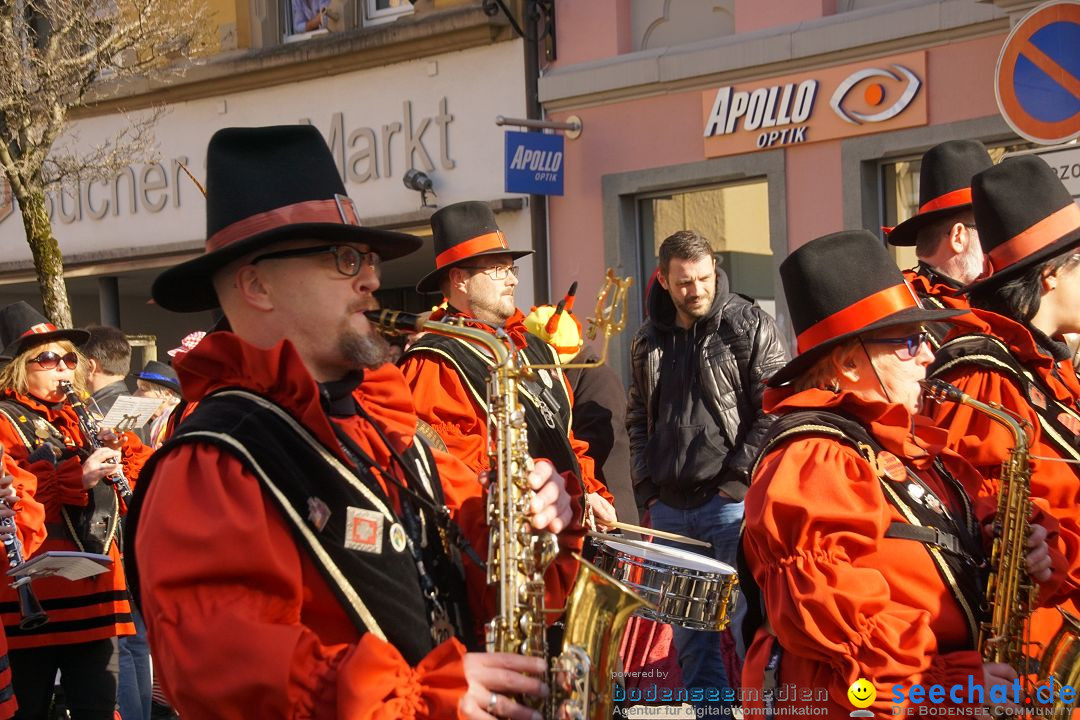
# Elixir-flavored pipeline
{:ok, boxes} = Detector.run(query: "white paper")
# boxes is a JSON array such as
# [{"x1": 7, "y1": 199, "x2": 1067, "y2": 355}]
[
  {"x1": 8, "y1": 551, "x2": 113, "y2": 582},
  {"x1": 101, "y1": 395, "x2": 165, "y2": 431}
]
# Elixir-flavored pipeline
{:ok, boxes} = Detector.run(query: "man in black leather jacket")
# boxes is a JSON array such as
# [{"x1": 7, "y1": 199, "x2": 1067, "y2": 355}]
[{"x1": 627, "y1": 230, "x2": 788, "y2": 709}]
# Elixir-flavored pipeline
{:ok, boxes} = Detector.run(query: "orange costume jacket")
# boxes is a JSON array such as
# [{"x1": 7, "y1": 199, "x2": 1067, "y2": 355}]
[
  {"x1": 743, "y1": 388, "x2": 1012, "y2": 718},
  {"x1": 136, "y1": 332, "x2": 494, "y2": 719},
  {"x1": 903, "y1": 264, "x2": 980, "y2": 348},
  {"x1": 926, "y1": 307, "x2": 1080, "y2": 645},
  {"x1": 0, "y1": 389, "x2": 146, "y2": 652},
  {"x1": 0, "y1": 440, "x2": 46, "y2": 719}
]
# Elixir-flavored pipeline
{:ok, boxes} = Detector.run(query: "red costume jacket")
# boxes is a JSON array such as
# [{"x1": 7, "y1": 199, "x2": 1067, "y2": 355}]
[
  {"x1": 0, "y1": 389, "x2": 146, "y2": 651},
  {"x1": 743, "y1": 388, "x2": 1018, "y2": 718},
  {"x1": 138, "y1": 332, "x2": 510, "y2": 719},
  {"x1": 926, "y1": 307, "x2": 1080, "y2": 646}
]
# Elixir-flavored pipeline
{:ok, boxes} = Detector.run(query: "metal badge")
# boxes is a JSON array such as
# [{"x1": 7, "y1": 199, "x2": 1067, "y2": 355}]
[
  {"x1": 907, "y1": 483, "x2": 926, "y2": 505},
  {"x1": 344, "y1": 507, "x2": 384, "y2": 554},
  {"x1": 307, "y1": 497, "x2": 331, "y2": 532},
  {"x1": 389, "y1": 522, "x2": 408, "y2": 553}
]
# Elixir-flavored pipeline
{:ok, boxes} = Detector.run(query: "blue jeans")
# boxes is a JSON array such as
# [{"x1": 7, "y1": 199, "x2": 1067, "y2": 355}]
[
  {"x1": 650, "y1": 493, "x2": 745, "y2": 712},
  {"x1": 118, "y1": 608, "x2": 152, "y2": 720}
]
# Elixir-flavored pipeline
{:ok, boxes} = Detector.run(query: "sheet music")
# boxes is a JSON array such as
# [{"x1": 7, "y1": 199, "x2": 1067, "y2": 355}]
[{"x1": 100, "y1": 395, "x2": 165, "y2": 431}]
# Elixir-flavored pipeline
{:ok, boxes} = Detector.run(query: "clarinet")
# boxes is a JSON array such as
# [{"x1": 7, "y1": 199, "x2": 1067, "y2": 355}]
[
  {"x1": 57, "y1": 381, "x2": 133, "y2": 503},
  {"x1": 0, "y1": 443, "x2": 47, "y2": 630}
]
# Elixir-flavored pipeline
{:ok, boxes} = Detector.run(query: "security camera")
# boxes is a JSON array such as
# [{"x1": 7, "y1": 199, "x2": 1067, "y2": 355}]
[
  {"x1": 402, "y1": 168, "x2": 433, "y2": 192},
  {"x1": 403, "y1": 168, "x2": 436, "y2": 208}
]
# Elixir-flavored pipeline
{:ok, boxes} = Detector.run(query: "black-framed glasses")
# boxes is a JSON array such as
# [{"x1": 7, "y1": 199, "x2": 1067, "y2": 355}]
[
  {"x1": 251, "y1": 245, "x2": 380, "y2": 277},
  {"x1": 864, "y1": 330, "x2": 931, "y2": 360},
  {"x1": 458, "y1": 264, "x2": 520, "y2": 281},
  {"x1": 28, "y1": 351, "x2": 78, "y2": 370}
]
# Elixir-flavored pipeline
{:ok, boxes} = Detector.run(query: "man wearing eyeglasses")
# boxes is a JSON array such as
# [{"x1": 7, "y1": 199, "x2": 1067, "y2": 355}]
[
  {"x1": 399, "y1": 201, "x2": 617, "y2": 624},
  {"x1": 129, "y1": 127, "x2": 572, "y2": 720},
  {"x1": 885, "y1": 140, "x2": 993, "y2": 347}
]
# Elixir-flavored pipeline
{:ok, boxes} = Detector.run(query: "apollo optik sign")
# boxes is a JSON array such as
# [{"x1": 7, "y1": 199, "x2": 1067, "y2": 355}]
[{"x1": 701, "y1": 51, "x2": 928, "y2": 157}]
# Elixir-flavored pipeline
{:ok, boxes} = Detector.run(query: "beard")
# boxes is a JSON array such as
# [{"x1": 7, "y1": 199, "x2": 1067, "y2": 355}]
[
  {"x1": 339, "y1": 329, "x2": 391, "y2": 369},
  {"x1": 469, "y1": 287, "x2": 516, "y2": 326}
]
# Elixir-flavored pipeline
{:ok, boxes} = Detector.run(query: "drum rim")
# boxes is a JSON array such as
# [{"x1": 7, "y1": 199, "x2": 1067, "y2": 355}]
[{"x1": 599, "y1": 537, "x2": 735, "y2": 574}]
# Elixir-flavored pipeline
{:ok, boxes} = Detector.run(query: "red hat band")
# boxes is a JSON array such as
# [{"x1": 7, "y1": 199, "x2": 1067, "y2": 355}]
[
  {"x1": 987, "y1": 203, "x2": 1080, "y2": 272},
  {"x1": 20, "y1": 322, "x2": 59, "y2": 338},
  {"x1": 207, "y1": 194, "x2": 361, "y2": 253},
  {"x1": 434, "y1": 231, "x2": 509, "y2": 270},
  {"x1": 918, "y1": 187, "x2": 972, "y2": 215},
  {"x1": 796, "y1": 283, "x2": 921, "y2": 354}
]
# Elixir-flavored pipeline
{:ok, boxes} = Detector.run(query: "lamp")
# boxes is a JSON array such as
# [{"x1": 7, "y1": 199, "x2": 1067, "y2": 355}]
[{"x1": 403, "y1": 168, "x2": 437, "y2": 208}]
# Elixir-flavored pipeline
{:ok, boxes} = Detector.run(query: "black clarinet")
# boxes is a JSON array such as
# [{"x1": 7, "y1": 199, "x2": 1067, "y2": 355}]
[
  {"x1": 57, "y1": 381, "x2": 133, "y2": 503},
  {"x1": 0, "y1": 443, "x2": 47, "y2": 630}
]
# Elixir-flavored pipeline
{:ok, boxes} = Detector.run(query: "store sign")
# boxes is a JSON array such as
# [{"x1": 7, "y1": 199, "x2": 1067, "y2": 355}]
[
  {"x1": 1006, "y1": 143, "x2": 1080, "y2": 197},
  {"x1": 702, "y1": 51, "x2": 927, "y2": 158},
  {"x1": 504, "y1": 131, "x2": 564, "y2": 196}
]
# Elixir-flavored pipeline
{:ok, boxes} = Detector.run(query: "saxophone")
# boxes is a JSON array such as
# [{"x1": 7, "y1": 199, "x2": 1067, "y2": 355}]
[
  {"x1": 921, "y1": 380, "x2": 1039, "y2": 679},
  {"x1": 367, "y1": 271, "x2": 650, "y2": 720}
]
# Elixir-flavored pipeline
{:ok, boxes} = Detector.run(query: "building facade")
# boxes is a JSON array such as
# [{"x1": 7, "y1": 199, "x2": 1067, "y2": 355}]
[
  {"x1": 540, "y1": 0, "x2": 1044, "y2": 377},
  {"x1": 0, "y1": 0, "x2": 533, "y2": 357}
]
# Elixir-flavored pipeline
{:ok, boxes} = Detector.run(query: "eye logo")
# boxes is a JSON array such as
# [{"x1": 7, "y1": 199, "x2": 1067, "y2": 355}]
[
  {"x1": 847, "y1": 678, "x2": 876, "y2": 717},
  {"x1": 830, "y1": 64, "x2": 922, "y2": 125}
]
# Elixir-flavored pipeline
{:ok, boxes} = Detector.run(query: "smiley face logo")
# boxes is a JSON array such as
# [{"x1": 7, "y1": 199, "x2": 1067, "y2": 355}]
[{"x1": 847, "y1": 678, "x2": 876, "y2": 709}]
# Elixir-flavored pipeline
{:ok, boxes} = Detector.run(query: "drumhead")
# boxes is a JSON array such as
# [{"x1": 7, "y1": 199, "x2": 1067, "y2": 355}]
[{"x1": 601, "y1": 538, "x2": 735, "y2": 574}]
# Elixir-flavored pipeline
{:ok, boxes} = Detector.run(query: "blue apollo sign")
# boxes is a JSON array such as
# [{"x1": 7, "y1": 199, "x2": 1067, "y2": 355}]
[{"x1": 504, "y1": 131, "x2": 564, "y2": 196}]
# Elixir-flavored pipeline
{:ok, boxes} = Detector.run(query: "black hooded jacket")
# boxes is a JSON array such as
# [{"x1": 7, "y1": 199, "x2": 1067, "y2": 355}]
[{"x1": 626, "y1": 267, "x2": 789, "y2": 511}]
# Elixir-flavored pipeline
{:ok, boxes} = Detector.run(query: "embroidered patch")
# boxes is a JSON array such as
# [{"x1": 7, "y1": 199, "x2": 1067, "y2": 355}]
[
  {"x1": 307, "y1": 497, "x2": 331, "y2": 532},
  {"x1": 876, "y1": 451, "x2": 906, "y2": 481},
  {"x1": 1058, "y1": 412, "x2": 1080, "y2": 437},
  {"x1": 345, "y1": 507, "x2": 383, "y2": 554},
  {"x1": 1029, "y1": 386, "x2": 1047, "y2": 409},
  {"x1": 389, "y1": 522, "x2": 408, "y2": 553}
]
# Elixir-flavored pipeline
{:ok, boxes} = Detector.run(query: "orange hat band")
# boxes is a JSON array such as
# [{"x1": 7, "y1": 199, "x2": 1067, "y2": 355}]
[
  {"x1": 796, "y1": 283, "x2": 920, "y2": 354},
  {"x1": 435, "y1": 232, "x2": 509, "y2": 270},
  {"x1": 919, "y1": 187, "x2": 972, "y2": 215},
  {"x1": 207, "y1": 195, "x2": 361, "y2": 253},
  {"x1": 988, "y1": 204, "x2": 1080, "y2": 272}
]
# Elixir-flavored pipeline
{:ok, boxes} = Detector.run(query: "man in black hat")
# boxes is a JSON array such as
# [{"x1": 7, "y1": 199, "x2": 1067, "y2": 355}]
[
  {"x1": 130, "y1": 126, "x2": 570, "y2": 719},
  {"x1": 399, "y1": 201, "x2": 617, "y2": 605},
  {"x1": 926, "y1": 154, "x2": 1080, "y2": 661},
  {"x1": 886, "y1": 140, "x2": 993, "y2": 346},
  {"x1": 626, "y1": 229, "x2": 788, "y2": 712}
]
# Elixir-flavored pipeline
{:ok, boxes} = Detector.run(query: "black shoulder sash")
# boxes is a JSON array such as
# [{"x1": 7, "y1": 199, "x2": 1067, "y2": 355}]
[
  {"x1": 931, "y1": 333, "x2": 1080, "y2": 464},
  {"x1": 126, "y1": 389, "x2": 457, "y2": 665}
]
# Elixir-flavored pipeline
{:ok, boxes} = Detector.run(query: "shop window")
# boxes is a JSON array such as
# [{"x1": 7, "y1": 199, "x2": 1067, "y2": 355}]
[
  {"x1": 638, "y1": 179, "x2": 774, "y2": 316},
  {"x1": 880, "y1": 140, "x2": 1035, "y2": 271}
]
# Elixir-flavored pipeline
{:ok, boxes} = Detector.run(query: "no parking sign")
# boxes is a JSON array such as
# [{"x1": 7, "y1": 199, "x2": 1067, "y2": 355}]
[{"x1": 995, "y1": 0, "x2": 1080, "y2": 144}]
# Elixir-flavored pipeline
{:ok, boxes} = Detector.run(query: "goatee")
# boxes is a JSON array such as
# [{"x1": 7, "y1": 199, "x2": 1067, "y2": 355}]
[{"x1": 340, "y1": 330, "x2": 391, "y2": 369}]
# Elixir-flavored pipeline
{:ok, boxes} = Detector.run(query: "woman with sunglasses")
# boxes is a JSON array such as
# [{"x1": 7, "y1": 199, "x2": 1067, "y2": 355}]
[
  {"x1": 0, "y1": 302, "x2": 149, "y2": 720},
  {"x1": 739, "y1": 231, "x2": 1056, "y2": 718},
  {"x1": 925, "y1": 157, "x2": 1080, "y2": 661}
]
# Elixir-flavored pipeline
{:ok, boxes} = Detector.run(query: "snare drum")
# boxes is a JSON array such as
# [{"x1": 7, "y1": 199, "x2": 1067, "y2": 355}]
[{"x1": 589, "y1": 537, "x2": 739, "y2": 631}]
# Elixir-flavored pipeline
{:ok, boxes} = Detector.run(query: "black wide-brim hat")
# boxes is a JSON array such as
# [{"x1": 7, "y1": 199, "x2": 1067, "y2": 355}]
[
  {"x1": 964, "y1": 155, "x2": 1080, "y2": 294},
  {"x1": 886, "y1": 140, "x2": 993, "y2": 247},
  {"x1": 136, "y1": 360, "x2": 181, "y2": 394},
  {"x1": 0, "y1": 301, "x2": 90, "y2": 361},
  {"x1": 415, "y1": 200, "x2": 532, "y2": 294},
  {"x1": 769, "y1": 230, "x2": 963, "y2": 387},
  {"x1": 153, "y1": 125, "x2": 423, "y2": 312}
]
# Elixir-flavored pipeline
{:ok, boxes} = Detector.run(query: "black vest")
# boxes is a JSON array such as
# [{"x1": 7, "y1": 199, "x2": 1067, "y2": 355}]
[
  {"x1": 738, "y1": 409, "x2": 986, "y2": 651},
  {"x1": 404, "y1": 331, "x2": 582, "y2": 480},
  {"x1": 930, "y1": 333, "x2": 1080, "y2": 463},
  {"x1": 125, "y1": 389, "x2": 471, "y2": 665}
]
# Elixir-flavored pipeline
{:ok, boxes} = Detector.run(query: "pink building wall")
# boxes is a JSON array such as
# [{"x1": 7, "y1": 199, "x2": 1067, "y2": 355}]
[{"x1": 545, "y1": 34, "x2": 1006, "y2": 312}]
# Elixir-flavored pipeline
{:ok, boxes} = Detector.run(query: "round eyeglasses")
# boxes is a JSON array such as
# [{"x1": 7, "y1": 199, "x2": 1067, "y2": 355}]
[
  {"x1": 251, "y1": 245, "x2": 380, "y2": 277},
  {"x1": 458, "y1": 264, "x2": 520, "y2": 281}
]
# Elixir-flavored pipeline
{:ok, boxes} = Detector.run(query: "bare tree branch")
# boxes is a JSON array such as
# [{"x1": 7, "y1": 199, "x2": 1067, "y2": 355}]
[{"x1": 0, "y1": 0, "x2": 214, "y2": 325}]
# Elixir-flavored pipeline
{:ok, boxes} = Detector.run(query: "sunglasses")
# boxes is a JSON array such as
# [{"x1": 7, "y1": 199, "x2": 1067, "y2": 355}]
[
  {"x1": 28, "y1": 351, "x2": 79, "y2": 370},
  {"x1": 864, "y1": 330, "x2": 931, "y2": 360}
]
